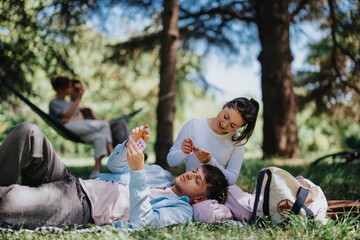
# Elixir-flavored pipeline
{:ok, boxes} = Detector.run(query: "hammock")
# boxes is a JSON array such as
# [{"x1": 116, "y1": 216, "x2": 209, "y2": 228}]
[{"x1": 3, "y1": 81, "x2": 141, "y2": 143}]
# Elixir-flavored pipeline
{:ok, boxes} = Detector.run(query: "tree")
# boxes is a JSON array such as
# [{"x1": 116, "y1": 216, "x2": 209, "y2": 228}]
[
  {"x1": 155, "y1": 0, "x2": 180, "y2": 168},
  {"x1": 0, "y1": 0, "x2": 215, "y2": 165},
  {"x1": 295, "y1": 0, "x2": 360, "y2": 122},
  {"x1": 7, "y1": 0, "x2": 355, "y2": 163},
  {"x1": 102, "y1": 0, "x2": 316, "y2": 159},
  {"x1": 0, "y1": 0, "x2": 100, "y2": 100},
  {"x1": 255, "y1": 0, "x2": 298, "y2": 157}
]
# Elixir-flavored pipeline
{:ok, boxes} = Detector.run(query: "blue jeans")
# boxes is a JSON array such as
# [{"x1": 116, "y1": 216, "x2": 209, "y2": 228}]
[{"x1": 0, "y1": 122, "x2": 91, "y2": 229}]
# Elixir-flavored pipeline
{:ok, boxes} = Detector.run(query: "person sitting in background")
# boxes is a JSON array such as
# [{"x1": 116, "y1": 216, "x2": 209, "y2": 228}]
[
  {"x1": 49, "y1": 76, "x2": 113, "y2": 178},
  {"x1": 70, "y1": 79, "x2": 129, "y2": 148},
  {"x1": 0, "y1": 122, "x2": 229, "y2": 230}
]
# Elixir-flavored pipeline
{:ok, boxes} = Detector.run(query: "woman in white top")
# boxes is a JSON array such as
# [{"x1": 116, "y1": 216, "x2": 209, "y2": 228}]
[{"x1": 167, "y1": 97, "x2": 259, "y2": 185}]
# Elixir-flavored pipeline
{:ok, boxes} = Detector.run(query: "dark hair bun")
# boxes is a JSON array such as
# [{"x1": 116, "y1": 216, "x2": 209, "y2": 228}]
[{"x1": 250, "y1": 98, "x2": 260, "y2": 111}]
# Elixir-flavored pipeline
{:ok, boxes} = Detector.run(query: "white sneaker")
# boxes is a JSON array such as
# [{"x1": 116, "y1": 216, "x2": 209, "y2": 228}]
[{"x1": 89, "y1": 171, "x2": 100, "y2": 179}]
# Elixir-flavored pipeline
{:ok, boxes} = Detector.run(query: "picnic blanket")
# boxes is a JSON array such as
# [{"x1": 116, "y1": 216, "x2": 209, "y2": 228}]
[{"x1": 0, "y1": 226, "x2": 103, "y2": 235}]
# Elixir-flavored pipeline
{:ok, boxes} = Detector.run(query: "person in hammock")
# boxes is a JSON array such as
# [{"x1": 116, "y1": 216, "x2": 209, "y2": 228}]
[
  {"x1": 49, "y1": 76, "x2": 113, "y2": 178},
  {"x1": 69, "y1": 79, "x2": 129, "y2": 148}
]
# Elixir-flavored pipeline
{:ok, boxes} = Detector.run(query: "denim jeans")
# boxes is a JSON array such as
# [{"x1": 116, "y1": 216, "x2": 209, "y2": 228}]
[{"x1": 0, "y1": 122, "x2": 91, "y2": 229}]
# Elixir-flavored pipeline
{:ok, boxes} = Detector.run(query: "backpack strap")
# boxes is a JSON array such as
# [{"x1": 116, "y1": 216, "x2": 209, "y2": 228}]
[
  {"x1": 291, "y1": 187, "x2": 309, "y2": 214},
  {"x1": 291, "y1": 186, "x2": 314, "y2": 217},
  {"x1": 302, "y1": 205, "x2": 314, "y2": 217},
  {"x1": 249, "y1": 168, "x2": 272, "y2": 223}
]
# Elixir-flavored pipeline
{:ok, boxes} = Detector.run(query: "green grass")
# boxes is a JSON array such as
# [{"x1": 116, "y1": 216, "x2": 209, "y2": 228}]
[
  {"x1": 1, "y1": 155, "x2": 359, "y2": 239},
  {"x1": 1, "y1": 217, "x2": 359, "y2": 240}
]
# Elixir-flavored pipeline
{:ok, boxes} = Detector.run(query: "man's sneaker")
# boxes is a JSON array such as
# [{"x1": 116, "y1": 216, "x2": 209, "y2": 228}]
[{"x1": 89, "y1": 171, "x2": 100, "y2": 179}]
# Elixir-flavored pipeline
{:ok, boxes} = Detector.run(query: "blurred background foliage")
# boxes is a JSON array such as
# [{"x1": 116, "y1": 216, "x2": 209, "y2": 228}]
[
  {"x1": 0, "y1": 26, "x2": 218, "y2": 162},
  {"x1": 1, "y1": 0, "x2": 359, "y2": 163},
  {"x1": 296, "y1": 103, "x2": 360, "y2": 154}
]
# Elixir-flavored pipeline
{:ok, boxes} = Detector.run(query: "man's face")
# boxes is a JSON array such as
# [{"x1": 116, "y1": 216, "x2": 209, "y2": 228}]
[
  {"x1": 173, "y1": 168, "x2": 210, "y2": 203},
  {"x1": 70, "y1": 83, "x2": 82, "y2": 100}
]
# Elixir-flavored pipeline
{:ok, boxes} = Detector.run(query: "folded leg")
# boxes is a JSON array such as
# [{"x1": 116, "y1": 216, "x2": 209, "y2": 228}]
[{"x1": 0, "y1": 122, "x2": 70, "y2": 187}]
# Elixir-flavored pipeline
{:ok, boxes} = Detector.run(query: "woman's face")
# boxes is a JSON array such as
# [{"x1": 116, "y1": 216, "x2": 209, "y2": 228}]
[{"x1": 214, "y1": 106, "x2": 246, "y2": 135}]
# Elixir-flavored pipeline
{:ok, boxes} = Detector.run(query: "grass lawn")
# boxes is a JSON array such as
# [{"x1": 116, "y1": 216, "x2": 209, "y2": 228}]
[{"x1": 1, "y1": 155, "x2": 359, "y2": 239}]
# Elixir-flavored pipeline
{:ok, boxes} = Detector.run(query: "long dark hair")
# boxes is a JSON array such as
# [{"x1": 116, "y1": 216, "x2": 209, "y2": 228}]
[{"x1": 226, "y1": 97, "x2": 260, "y2": 145}]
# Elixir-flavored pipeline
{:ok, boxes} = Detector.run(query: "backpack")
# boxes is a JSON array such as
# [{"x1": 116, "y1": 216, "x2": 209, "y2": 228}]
[{"x1": 249, "y1": 167, "x2": 328, "y2": 225}]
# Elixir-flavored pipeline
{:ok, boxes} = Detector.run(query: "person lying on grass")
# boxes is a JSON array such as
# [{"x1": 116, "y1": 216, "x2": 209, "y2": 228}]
[{"x1": 0, "y1": 123, "x2": 228, "y2": 230}]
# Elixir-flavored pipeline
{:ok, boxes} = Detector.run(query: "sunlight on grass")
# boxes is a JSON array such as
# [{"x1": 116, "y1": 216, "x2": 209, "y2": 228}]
[
  {"x1": 271, "y1": 157, "x2": 311, "y2": 166},
  {"x1": 60, "y1": 154, "x2": 105, "y2": 167}
]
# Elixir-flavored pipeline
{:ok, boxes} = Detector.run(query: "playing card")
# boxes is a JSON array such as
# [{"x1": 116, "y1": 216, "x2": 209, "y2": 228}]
[
  {"x1": 136, "y1": 138, "x2": 147, "y2": 151},
  {"x1": 196, "y1": 147, "x2": 211, "y2": 154}
]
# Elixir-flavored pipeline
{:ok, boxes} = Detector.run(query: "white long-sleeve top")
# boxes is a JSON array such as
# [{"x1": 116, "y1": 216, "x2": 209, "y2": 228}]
[{"x1": 167, "y1": 118, "x2": 245, "y2": 185}]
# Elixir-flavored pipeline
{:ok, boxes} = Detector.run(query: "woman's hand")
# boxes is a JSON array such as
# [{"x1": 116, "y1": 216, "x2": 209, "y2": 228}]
[
  {"x1": 194, "y1": 148, "x2": 212, "y2": 163},
  {"x1": 181, "y1": 138, "x2": 194, "y2": 154}
]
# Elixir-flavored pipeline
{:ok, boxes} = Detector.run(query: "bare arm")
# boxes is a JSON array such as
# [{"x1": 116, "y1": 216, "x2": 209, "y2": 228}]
[{"x1": 60, "y1": 92, "x2": 83, "y2": 118}]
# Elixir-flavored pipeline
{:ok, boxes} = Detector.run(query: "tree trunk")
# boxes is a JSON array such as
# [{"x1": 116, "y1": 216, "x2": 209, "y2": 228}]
[
  {"x1": 155, "y1": 0, "x2": 179, "y2": 168},
  {"x1": 256, "y1": 0, "x2": 298, "y2": 158}
]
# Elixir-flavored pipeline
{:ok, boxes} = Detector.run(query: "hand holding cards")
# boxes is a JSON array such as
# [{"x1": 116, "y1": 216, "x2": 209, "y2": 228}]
[
  {"x1": 129, "y1": 124, "x2": 151, "y2": 151},
  {"x1": 188, "y1": 140, "x2": 211, "y2": 163},
  {"x1": 127, "y1": 140, "x2": 145, "y2": 170},
  {"x1": 186, "y1": 138, "x2": 211, "y2": 154},
  {"x1": 193, "y1": 146, "x2": 212, "y2": 163},
  {"x1": 181, "y1": 137, "x2": 194, "y2": 154}
]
